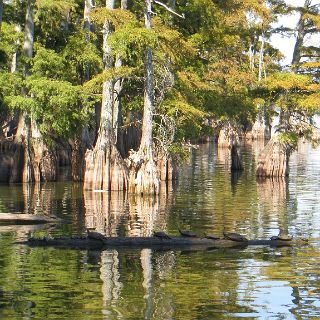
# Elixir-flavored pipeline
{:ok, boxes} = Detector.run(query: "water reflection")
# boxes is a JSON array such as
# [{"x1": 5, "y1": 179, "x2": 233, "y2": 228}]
[{"x1": 1, "y1": 142, "x2": 320, "y2": 319}]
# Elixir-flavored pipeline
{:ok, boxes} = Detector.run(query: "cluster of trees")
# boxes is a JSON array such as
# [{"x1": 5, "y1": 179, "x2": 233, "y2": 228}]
[{"x1": 0, "y1": 0, "x2": 319, "y2": 192}]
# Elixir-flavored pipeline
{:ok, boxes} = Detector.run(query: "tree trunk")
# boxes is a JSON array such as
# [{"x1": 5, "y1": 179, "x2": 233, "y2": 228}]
[
  {"x1": 217, "y1": 123, "x2": 239, "y2": 148},
  {"x1": 23, "y1": 0, "x2": 34, "y2": 75},
  {"x1": 112, "y1": 0, "x2": 127, "y2": 142},
  {"x1": 84, "y1": 0, "x2": 95, "y2": 32},
  {"x1": 9, "y1": 112, "x2": 34, "y2": 183},
  {"x1": 251, "y1": 114, "x2": 271, "y2": 141},
  {"x1": 127, "y1": 0, "x2": 160, "y2": 195},
  {"x1": 256, "y1": 136, "x2": 290, "y2": 177},
  {"x1": 30, "y1": 120, "x2": 57, "y2": 182},
  {"x1": 291, "y1": 0, "x2": 311, "y2": 68},
  {"x1": 11, "y1": 25, "x2": 21, "y2": 73},
  {"x1": 258, "y1": 34, "x2": 265, "y2": 81},
  {"x1": 70, "y1": 0, "x2": 95, "y2": 181},
  {"x1": 84, "y1": 0, "x2": 128, "y2": 191},
  {"x1": 10, "y1": 0, "x2": 57, "y2": 183},
  {"x1": 10, "y1": 1, "x2": 35, "y2": 183},
  {"x1": 0, "y1": 0, "x2": 3, "y2": 33}
]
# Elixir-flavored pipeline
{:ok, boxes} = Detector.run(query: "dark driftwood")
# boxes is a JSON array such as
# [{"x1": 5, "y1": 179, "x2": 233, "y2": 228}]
[
  {"x1": 0, "y1": 213, "x2": 61, "y2": 225},
  {"x1": 19, "y1": 236, "x2": 309, "y2": 250}
]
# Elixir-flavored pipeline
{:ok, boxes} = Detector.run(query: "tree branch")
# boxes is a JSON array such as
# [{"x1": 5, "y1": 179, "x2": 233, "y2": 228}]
[{"x1": 153, "y1": 0, "x2": 185, "y2": 18}]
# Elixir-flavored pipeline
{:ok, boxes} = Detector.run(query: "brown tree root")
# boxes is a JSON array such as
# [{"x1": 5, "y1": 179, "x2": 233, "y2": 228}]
[{"x1": 84, "y1": 144, "x2": 128, "y2": 191}]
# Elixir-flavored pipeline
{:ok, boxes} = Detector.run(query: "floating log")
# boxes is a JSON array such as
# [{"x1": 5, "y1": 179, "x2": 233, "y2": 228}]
[
  {"x1": 0, "y1": 224, "x2": 55, "y2": 233},
  {"x1": 18, "y1": 236, "x2": 309, "y2": 250},
  {"x1": 0, "y1": 213, "x2": 62, "y2": 225}
]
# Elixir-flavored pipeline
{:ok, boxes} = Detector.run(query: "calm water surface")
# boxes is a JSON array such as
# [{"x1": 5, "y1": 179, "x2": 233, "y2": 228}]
[{"x1": 0, "y1": 141, "x2": 320, "y2": 319}]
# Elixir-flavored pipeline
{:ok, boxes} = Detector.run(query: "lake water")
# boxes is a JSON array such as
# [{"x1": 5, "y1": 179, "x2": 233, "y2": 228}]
[{"x1": 1, "y1": 141, "x2": 320, "y2": 319}]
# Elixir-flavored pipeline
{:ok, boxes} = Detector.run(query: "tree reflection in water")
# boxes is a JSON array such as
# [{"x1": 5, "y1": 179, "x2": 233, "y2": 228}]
[
  {"x1": 1, "y1": 142, "x2": 320, "y2": 319},
  {"x1": 82, "y1": 188, "x2": 176, "y2": 319}
]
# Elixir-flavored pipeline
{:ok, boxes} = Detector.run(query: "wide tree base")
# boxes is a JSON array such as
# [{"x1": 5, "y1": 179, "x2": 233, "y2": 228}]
[
  {"x1": 9, "y1": 139, "x2": 57, "y2": 183},
  {"x1": 256, "y1": 137, "x2": 290, "y2": 177},
  {"x1": 84, "y1": 144, "x2": 128, "y2": 191},
  {"x1": 127, "y1": 150, "x2": 160, "y2": 195}
]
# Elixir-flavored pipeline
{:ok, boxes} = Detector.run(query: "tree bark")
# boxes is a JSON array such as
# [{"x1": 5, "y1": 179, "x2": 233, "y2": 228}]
[
  {"x1": 113, "y1": 0, "x2": 127, "y2": 142},
  {"x1": 0, "y1": 0, "x2": 3, "y2": 33},
  {"x1": 10, "y1": 0, "x2": 57, "y2": 183},
  {"x1": 23, "y1": 0, "x2": 34, "y2": 75},
  {"x1": 22, "y1": 236, "x2": 308, "y2": 250},
  {"x1": 217, "y1": 123, "x2": 239, "y2": 148},
  {"x1": 84, "y1": 0, "x2": 128, "y2": 191},
  {"x1": 84, "y1": 0, "x2": 95, "y2": 32},
  {"x1": 10, "y1": 1, "x2": 35, "y2": 183},
  {"x1": 127, "y1": 0, "x2": 160, "y2": 195},
  {"x1": 256, "y1": 136, "x2": 290, "y2": 177},
  {"x1": 258, "y1": 34, "x2": 265, "y2": 81},
  {"x1": 251, "y1": 114, "x2": 271, "y2": 141},
  {"x1": 291, "y1": 0, "x2": 311, "y2": 68},
  {"x1": 70, "y1": 0, "x2": 95, "y2": 181}
]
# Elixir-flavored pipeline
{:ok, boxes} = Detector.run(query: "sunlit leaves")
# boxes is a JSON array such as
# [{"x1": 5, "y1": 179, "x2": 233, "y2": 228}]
[
  {"x1": 108, "y1": 23, "x2": 158, "y2": 59},
  {"x1": 83, "y1": 66, "x2": 137, "y2": 94},
  {"x1": 32, "y1": 45, "x2": 66, "y2": 79},
  {"x1": 90, "y1": 8, "x2": 135, "y2": 27},
  {"x1": 35, "y1": 0, "x2": 77, "y2": 14},
  {"x1": 262, "y1": 73, "x2": 313, "y2": 92},
  {"x1": 0, "y1": 72, "x2": 23, "y2": 97},
  {"x1": 0, "y1": 23, "x2": 23, "y2": 66}
]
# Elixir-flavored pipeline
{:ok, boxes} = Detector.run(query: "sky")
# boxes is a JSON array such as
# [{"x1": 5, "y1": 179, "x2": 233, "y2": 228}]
[{"x1": 270, "y1": 0, "x2": 320, "y2": 65}]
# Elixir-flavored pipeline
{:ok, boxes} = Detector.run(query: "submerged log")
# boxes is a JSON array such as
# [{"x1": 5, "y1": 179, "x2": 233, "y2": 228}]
[
  {"x1": 0, "y1": 224, "x2": 54, "y2": 233},
  {"x1": 231, "y1": 145, "x2": 243, "y2": 171},
  {"x1": 19, "y1": 235, "x2": 309, "y2": 250},
  {"x1": 0, "y1": 213, "x2": 61, "y2": 224}
]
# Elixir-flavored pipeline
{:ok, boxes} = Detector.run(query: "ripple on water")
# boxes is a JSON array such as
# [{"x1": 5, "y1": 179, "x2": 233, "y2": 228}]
[{"x1": 1, "y1": 143, "x2": 320, "y2": 319}]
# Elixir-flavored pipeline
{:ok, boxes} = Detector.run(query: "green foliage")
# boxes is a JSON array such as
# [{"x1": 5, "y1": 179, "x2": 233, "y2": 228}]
[
  {"x1": 108, "y1": 23, "x2": 158, "y2": 60},
  {"x1": 167, "y1": 143, "x2": 190, "y2": 163},
  {"x1": 0, "y1": 72, "x2": 23, "y2": 97},
  {"x1": 32, "y1": 45, "x2": 66, "y2": 79},
  {"x1": 83, "y1": 66, "x2": 137, "y2": 94},
  {"x1": 26, "y1": 77, "x2": 93, "y2": 137},
  {"x1": 35, "y1": 0, "x2": 78, "y2": 48},
  {"x1": 0, "y1": 0, "x2": 318, "y2": 153},
  {"x1": 162, "y1": 96, "x2": 207, "y2": 141},
  {"x1": 0, "y1": 22, "x2": 23, "y2": 67},
  {"x1": 277, "y1": 132, "x2": 298, "y2": 149},
  {"x1": 262, "y1": 72, "x2": 312, "y2": 91},
  {"x1": 35, "y1": 0, "x2": 77, "y2": 12},
  {"x1": 90, "y1": 8, "x2": 136, "y2": 27},
  {"x1": 4, "y1": 95, "x2": 38, "y2": 113},
  {"x1": 62, "y1": 31, "x2": 103, "y2": 83}
]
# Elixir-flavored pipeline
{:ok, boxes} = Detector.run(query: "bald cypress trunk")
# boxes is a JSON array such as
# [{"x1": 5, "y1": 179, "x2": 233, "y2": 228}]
[
  {"x1": 10, "y1": 0, "x2": 57, "y2": 183},
  {"x1": 256, "y1": 137, "x2": 290, "y2": 177},
  {"x1": 291, "y1": 0, "x2": 311, "y2": 69},
  {"x1": 255, "y1": 2, "x2": 313, "y2": 178},
  {"x1": 10, "y1": 0, "x2": 34, "y2": 183},
  {"x1": 127, "y1": 0, "x2": 160, "y2": 194},
  {"x1": 0, "y1": 0, "x2": 3, "y2": 33},
  {"x1": 113, "y1": 0, "x2": 127, "y2": 144},
  {"x1": 70, "y1": 0, "x2": 95, "y2": 181},
  {"x1": 84, "y1": 0, "x2": 128, "y2": 191}
]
